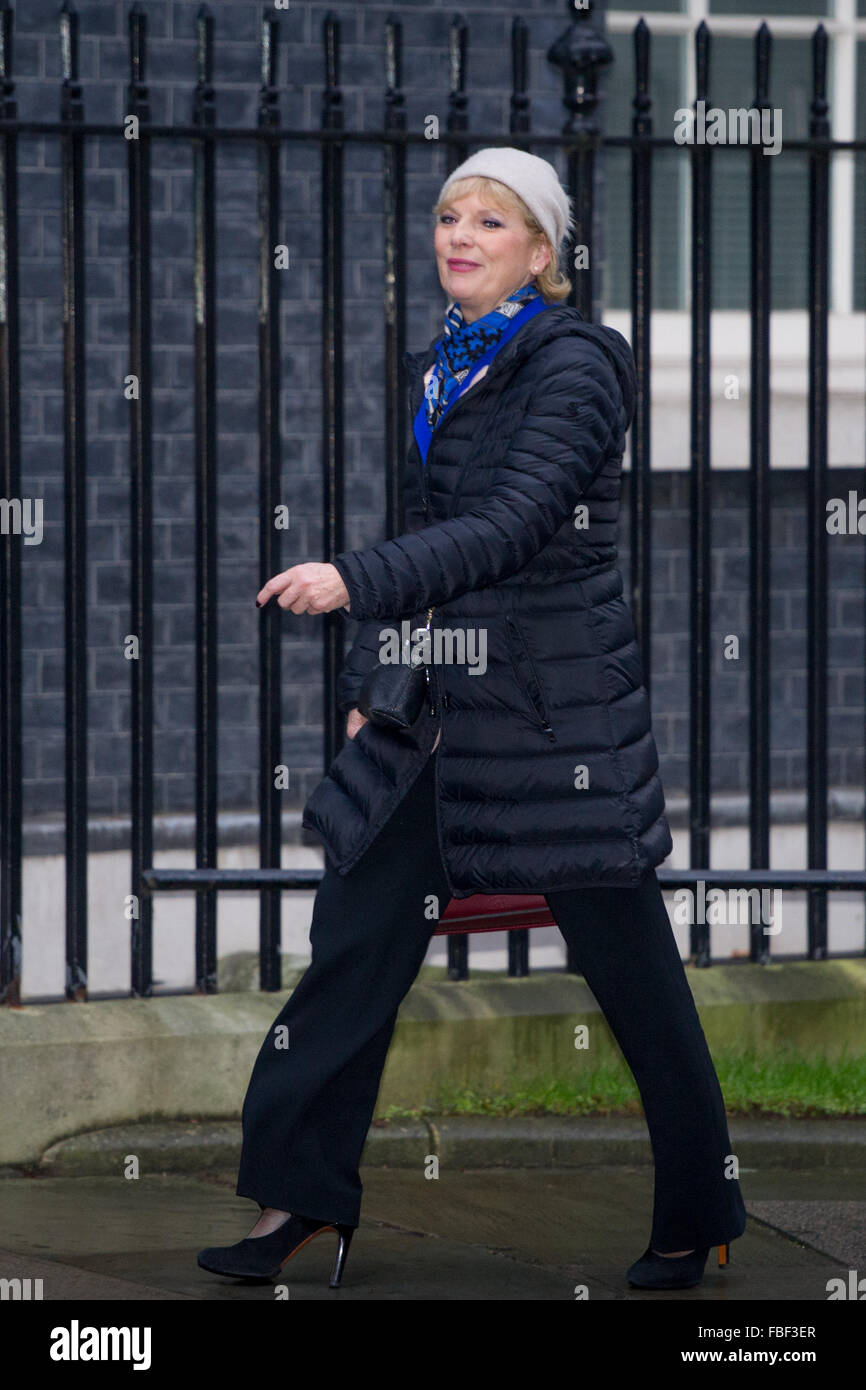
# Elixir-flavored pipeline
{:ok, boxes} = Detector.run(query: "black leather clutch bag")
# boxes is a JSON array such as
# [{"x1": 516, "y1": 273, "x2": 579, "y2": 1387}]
[{"x1": 357, "y1": 607, "x2": 434, "y2": 733}]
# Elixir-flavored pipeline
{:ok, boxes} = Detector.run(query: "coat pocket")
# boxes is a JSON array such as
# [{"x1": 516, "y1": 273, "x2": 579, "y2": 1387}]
[{"x1": 504, "y1": 613, "x2": 556, "y2": 742}]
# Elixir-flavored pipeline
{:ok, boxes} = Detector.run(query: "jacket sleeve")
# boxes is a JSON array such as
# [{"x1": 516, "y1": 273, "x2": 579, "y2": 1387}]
[
  {"x1": 335, "y1": 618, "x2": 385, "y2": 715},
  {"x1": 332, "y1": 342, "x2": 626, "y2": 623},
  {"x1": 335, "y1": 443, "x2": 428, "y2": 714}
]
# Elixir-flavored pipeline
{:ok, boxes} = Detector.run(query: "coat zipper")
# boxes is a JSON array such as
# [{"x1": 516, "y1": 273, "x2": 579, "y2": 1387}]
[
  {"x1": 411, "y1": 358, "x2": 437, "y2": 715},
  {"x1": 406, "y1": 339, "x2": 530, "y2": 724},
  {"x1": 505, "y1": 613, "x2": 555, "y2": 741},
  {"x1": 422, "y1": 604, "x2": 437, "y2": 716}
]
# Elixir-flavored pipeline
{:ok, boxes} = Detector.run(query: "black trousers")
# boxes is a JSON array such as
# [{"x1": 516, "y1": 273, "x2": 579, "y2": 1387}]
[{"x1": 236, "y1": 749, "x2": 748, "y2": 1253}]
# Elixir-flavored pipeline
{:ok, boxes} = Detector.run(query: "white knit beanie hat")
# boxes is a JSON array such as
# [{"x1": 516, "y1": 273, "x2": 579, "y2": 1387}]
[{"x1": 436, "y1": 147, "x2": 574, "y2": 255}]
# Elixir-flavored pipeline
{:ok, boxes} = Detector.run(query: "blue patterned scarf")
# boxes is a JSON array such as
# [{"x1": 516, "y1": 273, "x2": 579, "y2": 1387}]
[{"x1": 424, "y1": 281, "x2": 541, "y2": 430}]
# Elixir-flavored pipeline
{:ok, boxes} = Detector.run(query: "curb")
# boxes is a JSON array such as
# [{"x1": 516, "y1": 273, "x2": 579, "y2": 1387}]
[{"x1": 17, "y1": 1114, "x2": 866, "y2": 1179}]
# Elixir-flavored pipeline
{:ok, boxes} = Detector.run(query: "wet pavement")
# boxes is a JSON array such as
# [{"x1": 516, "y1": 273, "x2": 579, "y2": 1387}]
[{"x1": 1, "y1": 1159, "x2": 863, "y2": 1301}]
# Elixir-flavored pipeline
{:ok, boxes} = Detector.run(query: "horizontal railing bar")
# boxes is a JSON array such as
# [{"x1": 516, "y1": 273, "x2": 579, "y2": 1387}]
[
  {"x1": 0, "y1": 121, "x2": 862, "y2": 153},
  {"x1": 140, "y1": 868, "x2": 866, "y2": 892}
]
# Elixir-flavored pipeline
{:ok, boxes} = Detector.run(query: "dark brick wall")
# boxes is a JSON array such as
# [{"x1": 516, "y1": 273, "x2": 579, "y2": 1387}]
[
  {"x1": 8, "y1": 1, "x2": 865, "y2": 822},
  {"x1": 637, "y1": 470, "x2": 866, "y2": 801}
]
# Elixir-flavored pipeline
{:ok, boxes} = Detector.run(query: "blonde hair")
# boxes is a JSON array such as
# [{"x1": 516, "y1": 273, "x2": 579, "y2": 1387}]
[{"x1": 432, "y1": 174, "x2": 572, "y2": 304}]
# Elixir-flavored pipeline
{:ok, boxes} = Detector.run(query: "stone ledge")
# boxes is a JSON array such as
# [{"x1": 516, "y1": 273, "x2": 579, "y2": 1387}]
[{"x1": 1, "y1": 960, "x2": 863, "y2": 1168}]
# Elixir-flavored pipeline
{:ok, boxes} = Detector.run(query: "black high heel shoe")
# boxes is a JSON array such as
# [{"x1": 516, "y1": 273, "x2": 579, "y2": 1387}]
[
  {"x1": 626, "y1": 1241, "x2": 730, "y2": 1291},
  {"x1": 197, "y1": 1213, "x2": 355, "y2": 1288}
]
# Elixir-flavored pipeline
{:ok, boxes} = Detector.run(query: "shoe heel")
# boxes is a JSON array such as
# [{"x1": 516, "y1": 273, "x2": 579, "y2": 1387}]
[
  {"x1": 717, "y1": 1241, "x2": 730, "y2": 1268},
  {"x1": 329, "y1": 1223, "x2": 355, "y2": 1289}
]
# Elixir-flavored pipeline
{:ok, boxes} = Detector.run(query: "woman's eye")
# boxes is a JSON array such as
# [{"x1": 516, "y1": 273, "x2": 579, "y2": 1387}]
[{"x1": 438, "y1": 215, "x2": 502, "y2": 228}]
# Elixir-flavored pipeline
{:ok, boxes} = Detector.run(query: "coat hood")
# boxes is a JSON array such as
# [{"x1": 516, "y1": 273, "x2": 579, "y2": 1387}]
[{"x1": 406, "y1": 303, "x2": 638, "y2": 434}]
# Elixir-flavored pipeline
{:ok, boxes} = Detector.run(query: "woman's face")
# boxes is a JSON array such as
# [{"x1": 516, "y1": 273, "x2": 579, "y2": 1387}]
[{"x1": 434, "y1": 190, "x2": 550, "y2": 323}]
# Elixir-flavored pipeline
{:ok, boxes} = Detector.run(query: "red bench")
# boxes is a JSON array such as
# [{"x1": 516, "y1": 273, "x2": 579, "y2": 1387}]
[{"x1": 436, "y1": 894, "x2": 555, "y2": 934}]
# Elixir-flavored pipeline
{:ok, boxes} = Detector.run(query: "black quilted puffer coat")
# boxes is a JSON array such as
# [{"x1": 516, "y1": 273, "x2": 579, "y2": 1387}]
[{"x1": 301, "y1": 303, "x2": 673, "y2": 898}]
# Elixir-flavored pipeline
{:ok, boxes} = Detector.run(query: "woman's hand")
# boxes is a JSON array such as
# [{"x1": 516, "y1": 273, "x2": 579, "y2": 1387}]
[
  {"x1": 256, "y1": 562, "x2": 350, "y2": 615},
  {"x1": 346, "y1": 708, "x2": 368, "y2": 740}
]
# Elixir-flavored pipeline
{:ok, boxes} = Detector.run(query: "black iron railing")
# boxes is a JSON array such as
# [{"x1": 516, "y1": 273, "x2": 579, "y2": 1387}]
[{"x1": 1, "y1": 2, "x2": 864, "y2": 1003}]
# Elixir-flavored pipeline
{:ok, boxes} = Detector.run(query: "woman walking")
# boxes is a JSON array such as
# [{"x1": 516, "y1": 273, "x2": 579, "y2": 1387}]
[{"x1": 197, "y1": 148, "x2": 747, "y2": 1294}]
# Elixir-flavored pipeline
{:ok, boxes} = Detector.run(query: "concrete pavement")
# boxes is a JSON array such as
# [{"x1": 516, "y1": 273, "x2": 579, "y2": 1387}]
[{"x1": 1, "y1": 1116, "x2": 864, "y2": 1301}]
